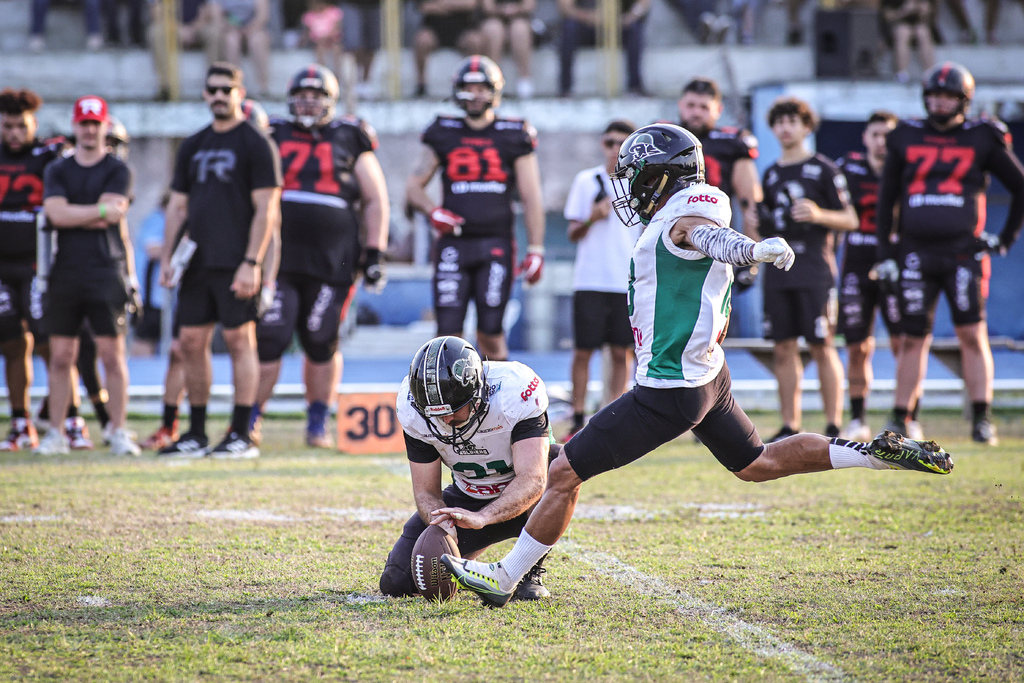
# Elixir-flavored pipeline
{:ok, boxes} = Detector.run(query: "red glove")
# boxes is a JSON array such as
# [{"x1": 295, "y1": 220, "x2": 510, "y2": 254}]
[
  {"x1": 517, "y1": 246, "x2": 545, "y2": 285},
  {"x1": 430, "y1": 207, "x2": 464, "y2": 237}
]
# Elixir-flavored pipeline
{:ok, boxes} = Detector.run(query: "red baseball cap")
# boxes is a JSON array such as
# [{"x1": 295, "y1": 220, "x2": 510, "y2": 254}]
[{"x1": 73, "y1": 96, "x2": 109, "y2": 123}]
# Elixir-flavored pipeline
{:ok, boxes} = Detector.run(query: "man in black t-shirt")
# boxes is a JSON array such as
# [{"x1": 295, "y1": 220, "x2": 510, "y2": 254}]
[
  {"x1": 159, "y1": 62, "x2": 283, "y2": 459},
  {"x1": 875, "y1": 62, "x2": 1024, "y2": 445},
  {"x1": 37, "y1": 95, "x2": 140, "y2": 457},
  {"x1": 252, "y1": 64, "x2": 389, "y2": 449},
  {"x1": 406, "y1": 56, "x2": 545, "y2": 362},
  {"x1": 760, "y1": 97, "x2": 859, "y2": 442}
]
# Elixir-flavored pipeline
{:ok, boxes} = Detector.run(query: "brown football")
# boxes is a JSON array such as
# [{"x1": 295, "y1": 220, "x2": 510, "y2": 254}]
[{"x1": 411, "y1": 524, "x2": 460, "y2": 602}]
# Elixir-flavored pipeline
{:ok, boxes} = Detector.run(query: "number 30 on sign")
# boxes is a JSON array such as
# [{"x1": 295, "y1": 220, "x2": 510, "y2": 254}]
[{"x1": 335, "y1": 392, "x2": 406, "y2": 454}]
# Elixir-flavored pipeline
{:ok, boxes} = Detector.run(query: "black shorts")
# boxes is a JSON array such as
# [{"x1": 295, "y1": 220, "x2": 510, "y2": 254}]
[
  {"x1": 45, "y1": 272, "x2": 129, "y2": 338},
  {"x1": 433, "y1": 236, "x2": 514, "y2": 337},
  {"x1": 564, "y1": 362, "x2": 764, "y2": 481},
  {"x1": 762, "y1": 287, "x2": 837, "y2": 343},
  {"x1": 177, "y1": 266, "x2": 258, "y2": 330},
  {"x1": 422, "y1": 11, "x2": 477, "y2": 48},
  {"x1": 256, "y1": 273, "x2": 355, "y2": 363},
  {"x1": 898, "y1": 243, "x2": 988, "y2": 337},
  {"x1": 837, "y1": 261, "x2": 901, "y2": 343},
  {"x1": 573, "y1": 290, "x2": 633, "y2": 350},
  {"x1": 0, "y1": 262, "x2": 45, "y2": 343}
]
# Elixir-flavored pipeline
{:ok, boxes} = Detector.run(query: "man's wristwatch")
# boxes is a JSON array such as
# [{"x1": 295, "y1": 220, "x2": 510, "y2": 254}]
[{"x1": 243, "y1": 257, "x2": 260, "y2": 266}]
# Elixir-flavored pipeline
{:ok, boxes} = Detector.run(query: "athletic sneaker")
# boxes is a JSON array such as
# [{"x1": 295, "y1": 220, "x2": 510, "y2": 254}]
[
  {"x1": 907, "y1": 420, "x2": 924, "y2": 441},
  {"x1": 208, "y1": 431, "x2": 259, "y2": 460},
  {"x1": 868, "y1": 430, "x2": 953, "y2": 474},
  {"x1": 972, "y1": 417, "x2": 998, "y2": 446},
  {"x1": 512, "y1": 555, "x2": 550, "y2": 601},
  {"x1": 102, "y1": 422, "x2": 135, "y2": 446},
  {"x1": 34, "y1": 428, "x2": 69, "y2": 456},
  {"x1": 0, "y1": 418, "x2": 39, "y2": 451},
  {"x1": 768, "y1": 426, "x2": 798, "y2": 443},
  {"x1": 305, "y1": 427, "x2": 333, "y2": 449},
  {"x1": 108, "y1": 428, "x2": 141, "y2": 456},
  {"x1": 65, "y1": 417, "x2": 93, "y2": 450},
  {"x1": 883, "y1": 417, "x2": 908, "y2": 437},
  {"x1": 842, "y1": 418, "x2": 872, "y2": 441},
  {"x1": 158, "y1": 433, "x2": 210, "y2": 458},
  {"x1": 248, "y1": 415, "x2": 263, "y2": 447},
  {"x1": 142, "y1": 422, "x2": 179, "y2": 451},
  {"x1": 441, "y1": 555, "x2": 514, "y2": 608},
  {"x1": 825, "y1": 424, "x2": 841, "y2": 438}
]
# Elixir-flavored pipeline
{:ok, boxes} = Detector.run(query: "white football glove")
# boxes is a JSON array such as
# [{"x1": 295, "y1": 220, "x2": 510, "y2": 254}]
[
  {"x1": 752, "y1": 237, "x2": 796, "y2": 271},
  {"x1": 869, "y1": 259, "x2": 900, "y2": 283}
]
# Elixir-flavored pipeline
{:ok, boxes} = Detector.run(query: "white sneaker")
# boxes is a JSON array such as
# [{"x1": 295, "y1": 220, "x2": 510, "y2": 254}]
[
  {"x1": 516, "y1": 78, "x2": 534, "y2": 99},
  {"x1": 85, "y1": 33, "x2": 103, "y2": 51},
  {"x1": 109, "y1": 428, "x2": 141, "y2": 456},
  {"x1": 28, "y1": 36, "x2": 45, "y2": 53},
  {"x1": 907, "y1": 420, "x2": 924, "y2": 440},
  {"x1": 34, "y1": 428, "x2": 69, "y2": 455},
  {"x1": 102, "y1": 422, "x2": 136, "y2": 446},
  {"x1": 842, "y1": 418, "x2": 872, "y2": 441}
]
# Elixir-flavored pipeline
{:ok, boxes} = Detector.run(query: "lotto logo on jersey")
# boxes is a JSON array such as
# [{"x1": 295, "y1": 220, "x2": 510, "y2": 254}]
[
  {"x1": 520, "y1": 377, "x2": 540, "y2": 401},
  {"x1": 687, "y1": 194, "x2": 718, "y2": 204}
]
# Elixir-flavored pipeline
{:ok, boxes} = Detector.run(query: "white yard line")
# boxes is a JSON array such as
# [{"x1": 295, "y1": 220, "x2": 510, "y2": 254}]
[
  {"x1": 561, "y1": 542, "x2": 847, "y2": 683},
  {"x1": 315, "y1": 508, "x2": 409, "y2": 522},
  {"x1": 76, "y1": 596, "x2": 112, "y2": 607},
  {"x1": 194, "y1": 510, "x2": 306, "y2": 522},
  {"x1": 0, "y1": 514, "x2": 63, "y2": 523}
]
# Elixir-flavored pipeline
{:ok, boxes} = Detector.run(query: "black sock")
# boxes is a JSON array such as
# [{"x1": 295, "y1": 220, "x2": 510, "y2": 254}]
[
  {"x1": 572, "y1": 411, "x2": 585, "y2": 429},
  {"x1": 67, "y1": 404, "x2": 79, "y2": 419},
  {"x1": 189, "y1": 405, "x2": 207, "y2": 437},
  {"x1": 850, "y1": 397, "x2": 865, "y2": 421},
  {"x1": 972, "y1": 401, "x2": 990, "y2": 422},
  {"x1": 11, "y1": 408, "x2": 27, "y2": 419},
  {"x1": 231, "y1": 404, "x2": 252, "y2": 438},
  {"x1": 892, "y1": 407, "x2": 908, "y2": 424},
  {"x1": 162, "y1": 403, "x2": 179, "y2": 430},
  {"x1": 92, "y1": 399, "x2": 110, "y2": 428},
  {"x1": 909, "y1": 399, "x2": 920, "y2": 421}
]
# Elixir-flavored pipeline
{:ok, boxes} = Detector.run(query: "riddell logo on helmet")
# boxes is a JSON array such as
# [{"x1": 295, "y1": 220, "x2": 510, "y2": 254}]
[
  {"x1": 688, "y1": 194, "x2": 718, "y2": 204},
  {"x1": 520, "y1": 377, "x2": 540, "y2": 401}
]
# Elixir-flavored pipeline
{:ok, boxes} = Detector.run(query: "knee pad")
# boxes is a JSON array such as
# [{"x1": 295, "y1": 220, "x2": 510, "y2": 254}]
[{"x1": 255, "y1": 318, "x2": 293, "y2": 363}]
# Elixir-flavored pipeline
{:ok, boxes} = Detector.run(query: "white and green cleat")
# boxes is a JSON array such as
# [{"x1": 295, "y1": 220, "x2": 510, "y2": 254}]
[{"x1": 440, "y1": 555, "x2": 514, "y2": 608}]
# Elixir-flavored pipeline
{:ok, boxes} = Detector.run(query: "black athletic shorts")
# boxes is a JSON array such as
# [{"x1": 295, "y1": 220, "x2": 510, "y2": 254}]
[
  {"x1": 177, "y1": 266, "x2": 258, "y2": 329},
  {"x1": 573, "y1": 290, "x2": 633, "y2": 350},
  {"x1": 837, "y1": 262, "x2": 901, "y2": 344},
  {"x1": 45, "y1": 271, "x2": 129, "y2": 338},
  {"x1": 762, "y1": 287, "x2": 837, "y2": 343},
  {"x1": 256, "y1": 273, "x2": 356, "y2": 363},
  {"x1": 433, "y1": 236, "x2": 514, "y2": 337},
  {"x1": 0, "y1": 261, "x2": 45, "y2": 343},
  {"x1": 898, "y1": 241, "x2": 988, "y2": 336},
  {"x1": 563, "y1": 362, "x2": 764, "y2": 481},
  {"x1": 423, "y1": 11, "x2": 477, "y2": 48}
]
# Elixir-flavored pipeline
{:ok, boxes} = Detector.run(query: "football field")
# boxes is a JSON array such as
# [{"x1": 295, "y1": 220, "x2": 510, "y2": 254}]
[{"x1": 1, "y1": 411, "x2": 1022, "y2": 682}]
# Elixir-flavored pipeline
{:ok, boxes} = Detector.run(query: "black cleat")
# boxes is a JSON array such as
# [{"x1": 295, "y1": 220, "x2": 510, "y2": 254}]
[
  {"x1": 868, "y1": 430, "x2": 953, "y2": 475},
  {"x1": 512, "y1": 554, "x2": 550, "y2": 601}
]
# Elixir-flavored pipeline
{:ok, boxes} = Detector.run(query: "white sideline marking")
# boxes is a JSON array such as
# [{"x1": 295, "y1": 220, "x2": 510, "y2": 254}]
[
  {"x1": 562, "y1": 543, "x2": 846, "y2": 683},
  {"x1": 0, "y1": 514, "x2": 63, "y2": 523},
  {"x1": 368, "y1": 458, "x2": 411, "y2": 479},
  {"x1": 316, "y1": 507, "x2": 409, "y2": 522},
  {"x1": 336, "y1": 593, "x2": 387, "y2": 605},
  {"x1": 77, "y1": 596, "x2": 112, "y2": 607},
  {"x1": 195, "y1": 510, "x2": 304, "y2": 522},
  {"x1": 574, "y1": 503, "x2": 766, "y2": 522}
]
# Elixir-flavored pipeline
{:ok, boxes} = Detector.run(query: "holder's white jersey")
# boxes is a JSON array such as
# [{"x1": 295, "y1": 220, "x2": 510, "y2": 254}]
[
  {"x1": 629, "y1": 183, "x2": 734, "y2": 388},
  {"x1": 397, "y1": 361, "x2": 548, "y2": 499}
]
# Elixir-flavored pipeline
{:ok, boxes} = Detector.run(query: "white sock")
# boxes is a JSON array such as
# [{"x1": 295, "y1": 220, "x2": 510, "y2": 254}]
[
  {"x1": 828, "y1": 441, "x2": 888, "y2": 470},
  {"x1": 499, "y1": 530, "x2": 553, "y2": 590}
]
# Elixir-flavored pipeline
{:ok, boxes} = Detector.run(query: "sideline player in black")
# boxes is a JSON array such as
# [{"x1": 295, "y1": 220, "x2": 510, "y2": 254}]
[
  {"x1": 875, "y1": 62, "x2": 1024, "y2": 445},
  {"x1": 406, "y1": 55, "x2": 545, "y2": 361},
  {"x1": 159, "y1": 62, "x2": 283, "y2": 459},
  {"x1": 0, "y1": 88, "x2": 63, "y2": 452},
  {"x1": 37, "y1": 96, "x2": 140, "y2": 456},
  {"x1": 835, "y1": 111, "x2": 920, "y2": 442},
  {"x1": 760, "y1": 97, "x2": 859, "y2": 442},
  {"x1": 252, "y1": 64, "x2": 389, "y2": 448}
]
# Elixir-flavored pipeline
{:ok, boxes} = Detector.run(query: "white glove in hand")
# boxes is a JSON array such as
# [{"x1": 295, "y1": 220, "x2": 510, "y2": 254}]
[
  {"x1": 752, "y1": 237, "x2": 796, "y2": 271},
  {"x1": 869, "y1": 259, "x2": 899, "y2": 283}
]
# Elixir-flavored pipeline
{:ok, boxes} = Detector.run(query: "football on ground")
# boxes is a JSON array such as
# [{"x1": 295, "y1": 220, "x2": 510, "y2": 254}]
[{"x1": 411, "y1": 524, "x2": 460, "y2": 602}]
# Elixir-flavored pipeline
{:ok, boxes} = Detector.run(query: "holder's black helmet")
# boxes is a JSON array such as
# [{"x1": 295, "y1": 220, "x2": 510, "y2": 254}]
[
  {"x1": 409, "y1": 336, "x2": 489, "y2": 445},
  {"x1": 922, "y1": 62, "x2": 975, "y2": 124}
]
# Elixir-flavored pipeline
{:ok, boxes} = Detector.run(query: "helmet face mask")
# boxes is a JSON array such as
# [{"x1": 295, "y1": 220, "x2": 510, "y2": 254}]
[
  {"x1": 611, "y1": 124, "x2": 705, "y2": 226},
  {"x1": 409, "y1": 336, "x2": 490, "y2": 445},
  {"x1": 287, "y1": 65, "x2": 339, "y2": 129},
  {"x1": 453, "y1": 56, "x2": 504, "y2": 118},
  {"x1": 105, "y1": 116, "x2": 130, "y2": 161},
  {"x1": 922, "y1": 62, "x2": 974, "y2": 125}
]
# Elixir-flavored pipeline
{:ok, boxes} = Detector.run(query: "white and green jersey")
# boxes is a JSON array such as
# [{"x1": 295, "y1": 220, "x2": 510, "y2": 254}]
[{"x1": 629, "y1": 183, "x2": 734, "y2": 388}]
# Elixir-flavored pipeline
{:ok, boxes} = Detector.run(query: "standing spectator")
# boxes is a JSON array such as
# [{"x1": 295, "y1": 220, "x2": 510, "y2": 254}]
[
  {"x1": 340, "y1": 0, "x2": 382, "y2": 99},
  {"x1": 30, "y1": 0, "x2": 104, "y2": 52},
  {"x1": 149, "y1": 0, "x2": 225, "y2": 101},
  {"x1": 413, "y1": 0, "x2": 485, "y2": 98},
  {"x1": 132, "y1": 190, "x2": 170, "y2": 357},
  {"x1": 875, "y1": 62, "x2": 1024, "y2": 445},
  {"x1": 562, "y1": 119, "x2": 638, "y2": 440},
  {"x1": 557, "y1": 0, "x2": 649, "y2": 97},
  {"x1": 36, "y1": 96, "x2": 140, "y2": 456},
  {"x1": 251, "y1": 65, "x2": 389, "y2": 448},
  {"x1": 158, "y1": 63, "x2": 282, "y2": 459},
  {"x1": 481, "y1": 0, "x2": 536, "y2": 98},
  {"x1": 0, "y1": 89, "x2": 64, "y2": 452},
  {"x1": 835, "y1": 111, "x2": 919, "y2": 441},
  {"x1": 759, "y1": 97, "x2": 858, "y2": 442},
  {"x1": 880, "y1": 0, "x2": 935, "y2": 83},
  {"x1": 406, "y1": 56, "x2": 545, "y2": 362},
  {"x1": 215, "y1": 0, "x2": 271, "y2": 97},
  {"x1": 302, "y1": 0, "x2": 344, "y2": 81},
  {"x1": 102, "y1": 0, "x2": 146, "y2": 47}
]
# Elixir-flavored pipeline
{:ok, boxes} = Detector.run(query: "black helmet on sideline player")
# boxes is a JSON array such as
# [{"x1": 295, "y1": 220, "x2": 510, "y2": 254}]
[
  {"x1": 922, "y1": 62, "x2": 975, "y2": 125},
  {"x1": 610, "y1": 123, "x2": 705, "y2": 227},
  {"x1": 241, "y1": 98, "x2": 269, "y2": 130},
  {"x1": 106, "y1": 116, "x2": 130, "y2": 161},
  {"x1": 408, "y1": 336, "x2": 490, "y2": 445},
  {"x1": 452, "y1": 55, "x2": 504, "y2": 118},
  {"x1": 287, "y1": 64, "x2": 340, "y2": 129}
]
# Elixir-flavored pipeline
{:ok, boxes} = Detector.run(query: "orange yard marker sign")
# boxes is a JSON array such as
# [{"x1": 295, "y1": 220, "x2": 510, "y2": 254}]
[{"x1": 336, "y1": 392, "x2": 406, "y2": 454}]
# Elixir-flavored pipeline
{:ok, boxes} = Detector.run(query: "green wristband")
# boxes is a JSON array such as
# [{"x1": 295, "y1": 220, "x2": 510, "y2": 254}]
[{"x1": 98, "y1": 203, "x2": 107, "y2": 220}]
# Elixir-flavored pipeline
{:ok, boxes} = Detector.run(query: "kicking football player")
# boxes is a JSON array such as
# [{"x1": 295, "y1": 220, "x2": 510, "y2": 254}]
[
  {"x1": 379, "y1": 336, "x2": 555, "y2": 601},
  {"x1": 250, "y1": 64, "x2": 389, "y2": 448},
  {"x1": 442, "y1": 123, "x2": 954, "y2": 607},
  {"x1": 406, "y1": 55, "x2": 545, "y2": 361},
  {"x1": 875, "y1": 62, "x2": 1024, "y2": 445}
]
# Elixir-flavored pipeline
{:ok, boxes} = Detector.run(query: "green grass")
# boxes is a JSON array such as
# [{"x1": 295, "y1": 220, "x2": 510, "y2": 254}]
[{"x1": 1, "y1": 411, "x2": 1022, "y2": 682}]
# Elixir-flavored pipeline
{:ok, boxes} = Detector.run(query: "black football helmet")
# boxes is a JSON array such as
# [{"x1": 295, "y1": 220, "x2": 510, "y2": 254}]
[
  {"x1": 106, "y1": 116, "x2": 130, "y2": 161},
  {"x1": 408, "y1": 336, "x2": 489, "y2": 445},
  {"x1": 922, "y1": 62, "x2": 974, "y2": 124},
  {"x1": 241, "y1": 98, "x2": 269, "y2": 130},
  {"x1": 453, "y1": 55, "x2": 504, "y2": 117},
  {"x1": 610, "y1": 123, "x2": 705, "y2": 227},
  {"x1": 287, "y1": 64, "x2": 339, "y2": 129}
]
